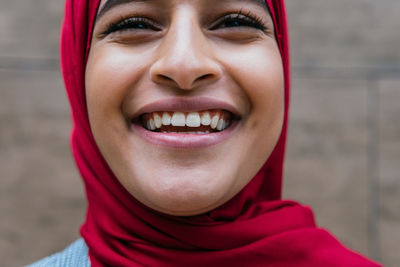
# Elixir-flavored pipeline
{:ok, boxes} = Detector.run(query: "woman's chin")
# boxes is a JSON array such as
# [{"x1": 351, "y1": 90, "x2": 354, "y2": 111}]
[
  {"x1": 129, "y1": 170, "x2": 234, "y2": 216},
  {"x1": 145, "y1": 196, "x2": 222, "y2": 216}
]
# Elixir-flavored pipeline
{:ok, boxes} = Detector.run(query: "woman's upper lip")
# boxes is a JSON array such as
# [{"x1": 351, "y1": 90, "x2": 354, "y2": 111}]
[{"x1": 131, "y1": 97, "x2": 241, "y2": 119}]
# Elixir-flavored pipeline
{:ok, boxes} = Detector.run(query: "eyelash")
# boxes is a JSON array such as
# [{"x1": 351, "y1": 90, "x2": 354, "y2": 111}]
[
  {"x1": 102, "y1": 11, "x2": 267, "y2": 36},
  {"x1": 211, "y1": 11, "x2": 267, "y2": 31},
  {"x1": 104, "y1": 17, "x2": 160, "y2": 35}
]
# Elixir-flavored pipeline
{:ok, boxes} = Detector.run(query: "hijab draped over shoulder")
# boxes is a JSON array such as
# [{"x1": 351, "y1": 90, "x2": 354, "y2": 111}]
[{"x1": 60, "y1": 0, "x2": 381, "y2": 266}]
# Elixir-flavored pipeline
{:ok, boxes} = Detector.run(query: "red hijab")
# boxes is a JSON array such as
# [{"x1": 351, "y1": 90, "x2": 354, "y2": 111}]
[{"x1": 61, "y1": 0, "x2": 381, "y2": 266}]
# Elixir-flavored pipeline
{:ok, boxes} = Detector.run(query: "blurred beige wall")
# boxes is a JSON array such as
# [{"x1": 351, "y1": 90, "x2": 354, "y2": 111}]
[{"x1": 0, "y1": 1, "x2": 399, "y2": 266}]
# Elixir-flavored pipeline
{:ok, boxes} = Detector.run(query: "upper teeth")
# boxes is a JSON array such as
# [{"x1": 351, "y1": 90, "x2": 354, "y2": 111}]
[
  {"x1": 142, "y1": 110, "x2": 231, "y2": 131},
  {"x1": 171, "y1": 112, "x2": 186, "y2": 126},
  {"x1": 186, "y1": 112, "x2": 201, "y2": 127},
  {"x1": 201, "y1": 112, "x2": 211, "y2": 126},
  {"x1": 161, "y1": 113, "x2": 171, "y2": 126},
  {"x1": 154, "y1": 113, "x2": 162, "y2": 128}
]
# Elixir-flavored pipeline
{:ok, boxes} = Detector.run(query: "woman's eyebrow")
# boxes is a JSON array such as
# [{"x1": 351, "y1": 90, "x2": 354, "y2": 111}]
[
  {"x1": 97, "y1": 0, "x2": 269, "y2": 20},
  {"x1": 97, "y1": 0, "x2": 149, "y2": 20},
  {"x1": 244, "y1": 0, "x2": 270, "y2": 12}
]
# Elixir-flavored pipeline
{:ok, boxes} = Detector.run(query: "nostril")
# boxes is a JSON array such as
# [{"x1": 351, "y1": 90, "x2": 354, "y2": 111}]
[
  {"x1": 196, "y1": 73, "x2": 213, "y2": 82},
  {"x1": 154, "y1": 73, "x2": 214, "y2": 89},
  {"x1": 158, "y1": 74, "x2": 173, "y2": 82}
]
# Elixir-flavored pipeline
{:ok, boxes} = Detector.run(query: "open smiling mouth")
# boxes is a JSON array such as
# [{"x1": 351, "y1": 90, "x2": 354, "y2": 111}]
[{"x1": 140, "y1": 110, "x2": 232, "y2": 134}]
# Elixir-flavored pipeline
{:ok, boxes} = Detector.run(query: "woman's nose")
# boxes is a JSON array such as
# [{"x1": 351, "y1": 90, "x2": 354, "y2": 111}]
[{"x1": 150, "y1": 12, "x2": 222, "y2": 90}]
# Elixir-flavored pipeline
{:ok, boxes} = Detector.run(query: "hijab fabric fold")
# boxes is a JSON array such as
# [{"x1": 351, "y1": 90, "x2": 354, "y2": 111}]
[{"x1": 61, "y1": 0, "x2": 381, "y2": 266}]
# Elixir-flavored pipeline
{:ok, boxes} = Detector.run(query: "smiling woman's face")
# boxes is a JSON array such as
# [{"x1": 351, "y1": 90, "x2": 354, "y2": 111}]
[{"x1": 85, "y1": 0, "x2": 284, "y2": 216}]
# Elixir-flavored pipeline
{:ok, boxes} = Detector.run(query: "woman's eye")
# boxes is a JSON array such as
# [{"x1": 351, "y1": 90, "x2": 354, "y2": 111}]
[
  {"x1": 211, "y1": 14, "x2": 267, "y2": 31},
  {"x1": 103, "y1": 17, "x2": 161, "y2": 35}
]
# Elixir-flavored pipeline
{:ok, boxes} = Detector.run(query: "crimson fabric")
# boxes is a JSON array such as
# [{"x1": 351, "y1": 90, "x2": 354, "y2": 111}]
[{"x1": 60, "y1": 0, "x2": 381, "y2": 266}]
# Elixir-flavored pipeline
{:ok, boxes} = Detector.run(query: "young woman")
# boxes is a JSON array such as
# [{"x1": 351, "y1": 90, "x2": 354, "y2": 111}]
[{"x1": 29, "y1": 0, "x2": 381, "y2": 266}]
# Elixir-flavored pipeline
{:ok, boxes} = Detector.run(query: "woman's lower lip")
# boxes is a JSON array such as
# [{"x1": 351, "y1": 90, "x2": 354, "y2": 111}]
[{"x1": 132, "y1": 121, "x2": 239, "y2": 149}]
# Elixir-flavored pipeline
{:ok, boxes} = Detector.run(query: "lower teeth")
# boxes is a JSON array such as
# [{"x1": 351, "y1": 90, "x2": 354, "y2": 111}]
[
  {"x1": 162, "y1": 131, "x2": 210, "y2": 134},
  {"x1": 141, "y1": 120, "x2": 232, "y2": 133}
]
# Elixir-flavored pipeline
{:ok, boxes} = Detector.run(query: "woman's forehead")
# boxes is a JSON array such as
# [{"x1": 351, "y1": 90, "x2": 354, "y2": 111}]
[{"x1": 97, "y1": 0, "x2": 269, "y2": 19}]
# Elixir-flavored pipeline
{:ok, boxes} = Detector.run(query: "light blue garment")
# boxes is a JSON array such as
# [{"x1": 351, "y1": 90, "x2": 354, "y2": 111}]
[{"x1": 26, "y1": 239, "x2": 90, "y2": 267}]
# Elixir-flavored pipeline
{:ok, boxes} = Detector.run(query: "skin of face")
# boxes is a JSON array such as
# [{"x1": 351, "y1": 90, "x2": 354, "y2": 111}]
[{"x1": 85, "y1": 0, "x2": 284, "y2": 216}]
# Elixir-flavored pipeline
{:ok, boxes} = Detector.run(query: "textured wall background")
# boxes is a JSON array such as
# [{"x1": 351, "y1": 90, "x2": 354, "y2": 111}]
[
  {"x1": 284, "y1": 1, "x2": 400, "y2": 266},
  {"x1": 0, "y1": 1, "x2": 398, "y2": 266}
]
